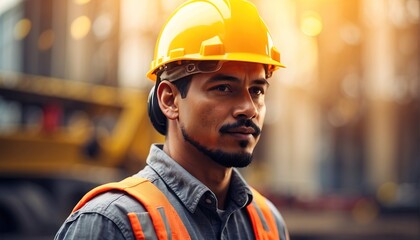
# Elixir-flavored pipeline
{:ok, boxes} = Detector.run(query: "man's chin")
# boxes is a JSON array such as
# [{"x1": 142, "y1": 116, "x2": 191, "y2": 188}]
[
  {"x1": 207, "y1": 150, "x2": 254, "y2": 168},
  {"x1": 181, "y1": 127, "x2": 254, "y2": 168},
  {"x1": 221, "y1": 144, "x2": 255, "y2": 157}
]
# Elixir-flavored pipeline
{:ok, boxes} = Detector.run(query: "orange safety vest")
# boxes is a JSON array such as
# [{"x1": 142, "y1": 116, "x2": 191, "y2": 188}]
[{"x1": 72, "y1": 177, "x2": 280, "y2": 240}]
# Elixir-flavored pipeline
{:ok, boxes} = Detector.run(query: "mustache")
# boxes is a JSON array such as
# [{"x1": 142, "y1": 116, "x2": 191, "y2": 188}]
[{"x1": 219, "y1": 119, "x2": 261, "y2": 136}]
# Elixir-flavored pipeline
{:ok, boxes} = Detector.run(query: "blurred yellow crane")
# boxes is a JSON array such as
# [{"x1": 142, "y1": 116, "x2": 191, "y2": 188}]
[{"x1": 0, "y1": 72, "x2": 163, "y2": 237}]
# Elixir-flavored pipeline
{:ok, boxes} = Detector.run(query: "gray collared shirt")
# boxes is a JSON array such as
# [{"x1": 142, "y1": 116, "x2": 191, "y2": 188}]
[{"x1": 55, "y1": 144, "x2": 288, "y2": 240}]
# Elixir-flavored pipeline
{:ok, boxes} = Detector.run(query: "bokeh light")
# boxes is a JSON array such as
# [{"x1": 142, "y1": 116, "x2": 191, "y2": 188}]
[
  {"x1": 301, "y1": 11, "x2": 323, "y2": 37},
  {"x1": 74, "y1": 0, "x2": 91, "y2": 5},
  {"x1": 38, "y1": 29, "x2": 55, "y2": 51},
  {"x1": 70, "y1": 16, "x2": 91, "y2": 40},
  {"x1": 13, "y1": 18, "x2": 31, "y2": 40}
]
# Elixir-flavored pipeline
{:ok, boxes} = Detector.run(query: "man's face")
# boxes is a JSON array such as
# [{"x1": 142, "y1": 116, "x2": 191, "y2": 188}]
[{"x1": 177, "y1": 61, "x2": 268, "y2": 168}]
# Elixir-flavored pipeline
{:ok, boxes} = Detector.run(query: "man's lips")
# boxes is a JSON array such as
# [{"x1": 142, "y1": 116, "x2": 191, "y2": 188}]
[
  {"x1": 224, "y1": 127, "x2": 258, "y2": 141},
  {"x1": 219, "y1": 119, "x2": 262, "y2": 139},
  {"x1": 225, "y1": 126, "x2": 257, "y2": 135}
]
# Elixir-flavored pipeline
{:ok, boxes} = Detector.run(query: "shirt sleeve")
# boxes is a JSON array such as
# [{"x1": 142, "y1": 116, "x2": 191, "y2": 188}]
[
  {"x1": 54, "y1": 212, "x2": 127, "y2": 240},
  {"x1": 265, "y1": 200, "x2": 290, "y2": 240}
]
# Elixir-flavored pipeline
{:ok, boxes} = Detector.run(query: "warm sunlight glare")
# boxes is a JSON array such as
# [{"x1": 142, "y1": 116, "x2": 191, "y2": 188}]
[{"x1": 301, "y1": 11, "x2": 323, "y2": 37}]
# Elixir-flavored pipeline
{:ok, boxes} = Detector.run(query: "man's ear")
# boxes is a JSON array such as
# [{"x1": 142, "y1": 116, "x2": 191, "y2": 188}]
[{"x1": 157, "y1": 81, "x2": 179, "y2": 120}]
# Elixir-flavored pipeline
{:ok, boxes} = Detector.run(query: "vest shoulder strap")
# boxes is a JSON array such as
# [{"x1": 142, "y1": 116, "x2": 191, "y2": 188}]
[
  {"x1": 72, "y1": 176, "x2": 190, "y2": 240},
  {"x1": 247, "y1": 188, "x2": 280, "y2": 240}
]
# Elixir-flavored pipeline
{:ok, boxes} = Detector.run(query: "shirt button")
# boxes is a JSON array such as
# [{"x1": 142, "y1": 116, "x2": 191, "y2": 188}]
[{"x1": 205, "y1": 198, "x2": 212, "y2": 204}]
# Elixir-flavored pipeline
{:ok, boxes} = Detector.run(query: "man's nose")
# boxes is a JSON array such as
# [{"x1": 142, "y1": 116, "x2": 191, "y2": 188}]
[{"x1": 232, "y1": 92, "x2": 259, "y2": 119}]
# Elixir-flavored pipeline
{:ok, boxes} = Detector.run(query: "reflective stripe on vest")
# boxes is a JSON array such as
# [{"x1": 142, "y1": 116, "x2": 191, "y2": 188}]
[
  {"x1": 72, "y1": 177, "x2": 280, "y2": 240},
  {"x1": 247, "y1": 188, "x2": 280, "y2": 240}
]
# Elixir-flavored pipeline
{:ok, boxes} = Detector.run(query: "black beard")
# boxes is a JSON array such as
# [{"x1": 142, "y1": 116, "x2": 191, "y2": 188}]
[{"x1": 181, "y1": 127, "x2": 253, "y2": 168}]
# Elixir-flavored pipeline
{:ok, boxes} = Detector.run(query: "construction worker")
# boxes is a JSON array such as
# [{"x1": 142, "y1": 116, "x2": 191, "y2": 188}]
[{"x1": 56, "y1": 0, "x2": 289, "y2": 239}]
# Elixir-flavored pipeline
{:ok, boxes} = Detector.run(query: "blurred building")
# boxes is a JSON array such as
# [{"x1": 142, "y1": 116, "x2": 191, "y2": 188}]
[
  {"x1": 254, "y1": 0, "x2": 420, "y2": 201},
  {"x1": 0, "y1": 0, "x2": 120, "y2": 84}
]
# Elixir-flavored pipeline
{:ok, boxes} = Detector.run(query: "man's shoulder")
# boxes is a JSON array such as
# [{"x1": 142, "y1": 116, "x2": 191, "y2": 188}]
[
  {"x1": 65, "y1": 189, "x2": 148, "y2": 229},
  {"x1": 55, "y1": 170, "x2": 168, "y2": 239},
  {"x1": 56, "y1": 191, "x2": 146, "y2": 240},
  {"x1": 80, "y1": 190, "x2": 147, "y2": 215},
  {"x1": 73, "y1": 174, "x2": 166, "y2": 218}
]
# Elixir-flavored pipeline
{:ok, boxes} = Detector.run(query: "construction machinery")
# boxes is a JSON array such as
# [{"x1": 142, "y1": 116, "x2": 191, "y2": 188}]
[{"x1": 0, "y1": 72, "x2": 163, "y2": 238}]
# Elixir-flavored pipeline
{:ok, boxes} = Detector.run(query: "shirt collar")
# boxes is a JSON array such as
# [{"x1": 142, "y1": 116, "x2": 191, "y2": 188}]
[{"x1": 146, "y1": 144, "x2": 253, "y2": 213}]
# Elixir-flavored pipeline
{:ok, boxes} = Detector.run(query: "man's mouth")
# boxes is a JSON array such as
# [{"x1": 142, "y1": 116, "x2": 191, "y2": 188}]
[
  {"x1": 223, "y1": 127, "x2": 258, "y2": 142},
  {"x1": 225, "y1": 126, "x2": 257, "y2": 135},
  {"x1": 219, "y1": 119, "x2": 261, "y2": 138}
]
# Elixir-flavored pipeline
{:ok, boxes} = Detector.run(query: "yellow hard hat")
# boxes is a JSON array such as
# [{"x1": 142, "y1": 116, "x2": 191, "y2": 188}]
[{"x1": 146, "y1": 0, "x2": 284, "y2": 81}]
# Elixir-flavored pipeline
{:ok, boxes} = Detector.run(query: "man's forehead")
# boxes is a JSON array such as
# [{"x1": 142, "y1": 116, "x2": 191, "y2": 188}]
[{"x1": 218, "y1": 61, "x2": 265, "y2": 73}]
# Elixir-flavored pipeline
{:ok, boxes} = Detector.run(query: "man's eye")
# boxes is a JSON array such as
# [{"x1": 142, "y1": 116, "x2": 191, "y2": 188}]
[
  {"x1": 250, "y1": 87, "x2": 264, "y2": 95},
  {"x1": 212, "y1": 85, "x2": 231, "y2": 92}
]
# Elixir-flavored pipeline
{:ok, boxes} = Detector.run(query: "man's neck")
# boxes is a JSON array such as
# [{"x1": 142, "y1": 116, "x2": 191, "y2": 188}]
[{"x1": 163, "y1": 140, "x2": 232, "y2": 209}]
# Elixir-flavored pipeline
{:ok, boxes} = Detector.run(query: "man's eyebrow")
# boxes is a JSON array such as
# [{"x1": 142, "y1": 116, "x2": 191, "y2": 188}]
[
  {"x1": 207, "y1": 74, "x2": 270, "y2": 86},
  {"x1": 253, "y1": 79, "x2": 270, "y2": 87},
  {"x1": 207, "y1": 74, "x2": 241, "y2": 83}
]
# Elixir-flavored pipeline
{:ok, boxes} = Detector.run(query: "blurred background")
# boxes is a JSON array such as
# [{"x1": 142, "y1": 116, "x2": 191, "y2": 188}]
[{"x1": 0, "y1": 0, "x2": 418, "y2": 239}]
